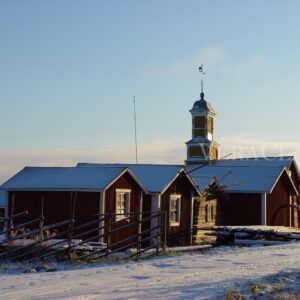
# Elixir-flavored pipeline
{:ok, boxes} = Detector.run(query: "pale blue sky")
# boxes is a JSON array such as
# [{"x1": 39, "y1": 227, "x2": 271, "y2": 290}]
[{"x1": 1, "y1": 1, "x2": 300, "y2": 182}]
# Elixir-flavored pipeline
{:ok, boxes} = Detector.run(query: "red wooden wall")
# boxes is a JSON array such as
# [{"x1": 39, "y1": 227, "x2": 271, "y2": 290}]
[
  {"x1": 8, "y1": 191, "x2": 100, "y2": 238},
  {"x1": 225, "y1": 193, "x2": 261, "y2": 225},
  {"x1": 161, "y1": 175, "x2": 196, "y2": 246},
  {"x1": 267, "y1": 173, "x2": 295, "y2": 226},
  {"x1": 104, "y1": 171, "x2": 144, "y2": 245}
]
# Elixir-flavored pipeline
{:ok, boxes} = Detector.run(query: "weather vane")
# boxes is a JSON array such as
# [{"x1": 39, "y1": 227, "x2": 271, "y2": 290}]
[
  {"x1": 199, "y1": 65, "x2": 205, "y2": 95},
  {"x1": 199, "y1": 65, "x2": 205, "y2": 75}
]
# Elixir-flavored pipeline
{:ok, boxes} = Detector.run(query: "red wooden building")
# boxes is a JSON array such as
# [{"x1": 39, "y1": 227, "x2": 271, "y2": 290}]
[
  {"x1": 1, "y1": 164, "x2": 203, "y2": 246},
  {"x1": 189, "y1": 158, "x2": 299, "y2": 227},
  {"x1": 189, "y1": 157, "x2": 299, "y2": 227},
  {"x1": 185, "y1": 87, "x2": 300, "y2": 228},
  {"x1": 77, "y1": 163, "x2": 202, "y2": 245}
]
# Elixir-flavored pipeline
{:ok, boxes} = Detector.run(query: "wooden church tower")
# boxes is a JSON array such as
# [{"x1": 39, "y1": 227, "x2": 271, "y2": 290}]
[{"x1": 185, "y1": 80, "x2": 218, "y2": 165}]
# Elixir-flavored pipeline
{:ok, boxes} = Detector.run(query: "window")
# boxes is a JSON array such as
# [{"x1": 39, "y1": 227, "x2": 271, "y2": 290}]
[
  {"x1": 205, "y1": 204, "x2": 214, "y2": 223},
  {"x1": 193, "y1": 116, "x2": 206, "y2": 138},
  {"x1": 207, "y1": 116, "x2": 214, "y2": 133},
  {"x1": 205, "y1": 204, "x2": 209, "y2": 222},
  {"x1": 189, "y1": 146, "x2": 209, "y2": 158},
  {"x1": 115, "y1": 189, "x2": 131, "y2": 220},
  {"x1": 210, "y1": 206, "x2": 214, "y2": 220},
  {"x1": 170, "y1": 195, "x2": 181, "y2": 226}
]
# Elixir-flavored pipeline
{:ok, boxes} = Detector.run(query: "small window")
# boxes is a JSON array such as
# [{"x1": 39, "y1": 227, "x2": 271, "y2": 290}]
[
  {"x1": 207, "y1": 116, "x2": 214, "y2": 133},
  {"x1": 210, "y1": 206, "x2": 214, "y2": 220},
  {"x1": 170, "y1": 195, "x2": 181, "y2": 226},
  {"x1": 205, "y1": 204, "x2": 209, "y2": 222},
  {"x1": 193, "y1": 116, "x2": 207, "y2": 138},
  {"x1": 205, "y1": 204, "x2": 214, "y2": 223},
  {"x1": 193, "y1": 129, "x2": 206, "y2": 138},
  {"x1": 194, "y1": 116, "x2": 206, "y2": 128},
  {"x1": 115, "y1": 189, "x2": 131, "y2": 220}
]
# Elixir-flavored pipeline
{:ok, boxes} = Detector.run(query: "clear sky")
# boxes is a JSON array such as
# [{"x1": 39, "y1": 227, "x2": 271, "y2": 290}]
[{"x1": 1, "y1": 0, "x2": 300, "y2": 183}]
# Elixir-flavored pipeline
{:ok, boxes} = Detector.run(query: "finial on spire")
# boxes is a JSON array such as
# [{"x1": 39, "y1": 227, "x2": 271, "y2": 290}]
[
  {"x1": 199, "y1": 65, "x2": 205, "y2": 99},
  {"x1": 199, "y1": 65, "x2": 205, "y2": 75}
]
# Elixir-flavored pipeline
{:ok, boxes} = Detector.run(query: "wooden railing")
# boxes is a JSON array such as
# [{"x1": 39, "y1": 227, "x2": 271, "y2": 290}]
[{"x1": 0, "y1": 211, "x2": 167, "y2": 262}]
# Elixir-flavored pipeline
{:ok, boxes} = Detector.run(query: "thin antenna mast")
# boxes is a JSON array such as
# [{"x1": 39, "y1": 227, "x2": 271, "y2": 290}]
[{"x1": 133, "y1": 95, "x2": 138, "y2": 164}]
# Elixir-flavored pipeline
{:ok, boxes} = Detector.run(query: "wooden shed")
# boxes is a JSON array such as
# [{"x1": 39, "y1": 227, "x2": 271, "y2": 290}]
[
  {"x1": 1, "y1": 163, "x2": 205, "y2": 247},
  {"x1": 77, "y1": 163, "x2": 202, "y2": 246},
  {"x1": 1, "y1": 166, "x2": 149, "y2": 245},
  {"x1": 188, "y1": 156, "x2": 299, "y2": 228}
]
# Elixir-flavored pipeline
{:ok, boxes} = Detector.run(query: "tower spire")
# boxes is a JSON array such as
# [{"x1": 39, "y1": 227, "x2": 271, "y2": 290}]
[
  {"x1": 199, "y1": 65, "x2": 205, "y2": 99},
  {"x1": 185, "y1": 66, "x2": 218, "y2": 165}
]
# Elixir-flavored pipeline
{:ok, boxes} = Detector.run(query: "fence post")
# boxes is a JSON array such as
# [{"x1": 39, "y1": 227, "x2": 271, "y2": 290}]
[
  {"x1": 37, "y1": 196, "x2": 45, "y2": 258},
  {"x1": 162, "y1": 211, "x2": 167, "y2": 253},
  {"x1": 67, "y1": 193, "x2": 76, "y2": 261},
  {"x1": 136, "y1": 212, "x2": 142, "y2": 260},
  {"x1": 156, "y1": 212, "x2": 160, "y2": 255},
  {"x1": 8, "y1": 194, "x2": 15, "y2": 240},
  {"x1": 136, "y1": 191, "x2": 143, "y2": 260},
  {"x1": 106, "y1": 213, "x2": 111, "y2": 258}
]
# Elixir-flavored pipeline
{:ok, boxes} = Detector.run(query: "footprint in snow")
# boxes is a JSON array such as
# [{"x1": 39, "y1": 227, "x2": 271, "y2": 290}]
[{"x1": 131, "y1": 275, "x2": 151, "y2": 280}]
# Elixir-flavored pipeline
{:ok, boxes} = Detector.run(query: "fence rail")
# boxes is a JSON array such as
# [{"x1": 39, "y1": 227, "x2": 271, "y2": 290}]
[{"x1": 0, "y1": 211, "x2": 167, "y2": 262}]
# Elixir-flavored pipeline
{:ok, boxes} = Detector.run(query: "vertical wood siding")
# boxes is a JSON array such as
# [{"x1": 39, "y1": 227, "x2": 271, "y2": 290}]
[
  {"x1": 104, "y1": 171, "x2": 144, "y2": 246},
  {"x1": 160, "y1": 175, "x2": 195, "y2": 246},
  {"x1": 290, "y1": 163, "x2": 300, "y2": 191},
  {"x1": 225, "y1": 193, "x2": 261, "y2": 225},
  {"x1": 8, "y1": 191, "x2": 100, "y2": 239},
  {"x1": 267, "y1": 174, "x2": 293, "y2": 226}
]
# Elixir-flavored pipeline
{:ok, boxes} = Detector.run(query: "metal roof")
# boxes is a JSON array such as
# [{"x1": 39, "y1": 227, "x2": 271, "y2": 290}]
[
  {"x1": 77, "y1": 163, "x2": 184, "y2": 193},
  {"x1": 1, "y1": 156, "x2": 298, "y2": 195},
  {"x1": 0, "y1": 166, "x2": 127, "y2": 191},
  {"x1": 189, "y1": 93, "x2": 216, "y2": 115},
  {"x1": 187, "y1": 165, "x2": 295, "y2": 194},
  {"x1": 209, "y1": 156, "x2": 296, "y2": 169}
]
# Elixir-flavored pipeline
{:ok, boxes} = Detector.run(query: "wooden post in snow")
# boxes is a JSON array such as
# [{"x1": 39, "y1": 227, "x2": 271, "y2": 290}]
[
  {"x1": 8, "y1": 194, "x2": 15, "y2": 239},
  {"x1": 67, "y1": 192, "x2": 76, "y2": 260}
]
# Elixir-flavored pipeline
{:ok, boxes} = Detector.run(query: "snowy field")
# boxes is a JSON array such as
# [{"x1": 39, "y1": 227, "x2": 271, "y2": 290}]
[{"x1": 2, "y1": 243, "x2": 300, "y2": 299}]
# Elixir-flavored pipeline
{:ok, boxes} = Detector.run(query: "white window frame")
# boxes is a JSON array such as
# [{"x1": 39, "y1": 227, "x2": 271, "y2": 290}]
[
  {"x1": 169, "y1": 194, "x2": 181, "y2": 226},
  {"x1": 115, "y1": 189, "x2": 131, "y2": 221}
]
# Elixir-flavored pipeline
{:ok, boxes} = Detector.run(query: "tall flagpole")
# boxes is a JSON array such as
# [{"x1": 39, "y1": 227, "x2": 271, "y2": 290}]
[{"x1": 133, "y1": 95, "x2": 138, "y2": 164}]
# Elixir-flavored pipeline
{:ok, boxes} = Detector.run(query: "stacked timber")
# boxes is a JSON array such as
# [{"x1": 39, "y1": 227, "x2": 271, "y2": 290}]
[{"x1": 200, "y1": 226, "x2": 300, "y2": 246}]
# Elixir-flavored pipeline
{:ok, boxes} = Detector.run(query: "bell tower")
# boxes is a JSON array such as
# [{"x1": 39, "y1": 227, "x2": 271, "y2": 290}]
[{"x1": 185, "y1": 68, "x2": 218, "y2": 165}]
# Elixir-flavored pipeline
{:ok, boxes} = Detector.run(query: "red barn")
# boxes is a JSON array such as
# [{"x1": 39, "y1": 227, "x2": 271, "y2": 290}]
[{"x1": 189, "y1": 157, "x2": 299, "y2": 227}]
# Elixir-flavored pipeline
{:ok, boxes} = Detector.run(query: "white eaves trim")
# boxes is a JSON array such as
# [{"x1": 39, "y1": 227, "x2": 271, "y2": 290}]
[
  {"x1": 103, "y1": 168, "x2": 148, "y2": 194},
  {"x1": 160, "y1": 168, "x2": 202, "y2": 197},
  {"x1": 269, "y1": 167, "x2": 299, "y2": 196}
]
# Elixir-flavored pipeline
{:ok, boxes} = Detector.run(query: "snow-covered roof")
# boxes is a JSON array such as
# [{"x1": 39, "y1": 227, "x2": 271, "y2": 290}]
[
  {"x1": 210, "y1": 156, "x2": 296, "y2": 169},
  {"x1": 1, "y1": 156, "x2": 297, "y2": 195},
  {"x1": 0, "y1": 191, "x2": 5, "y2": 207},
  {"x1": 0, "y1": 166, "x2": 127, "y2": 191},
  {"x1": 190, "y1": 175, "x2": 215, "y2": 192},
  {"x1": 187, "y1": 165, "x2": 295, "y2": 194},
  {"x1": 77, "y1": 163, "x2": 186, "y2": 193}
]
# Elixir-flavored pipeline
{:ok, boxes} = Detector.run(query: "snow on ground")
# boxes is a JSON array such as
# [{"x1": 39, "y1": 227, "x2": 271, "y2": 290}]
[
  {"x1": 1, "y1": 243, "x2": 300, "y2": 299},
  {"x1": 214, "y1": 225, "x2": 300, "y2": 232}
]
